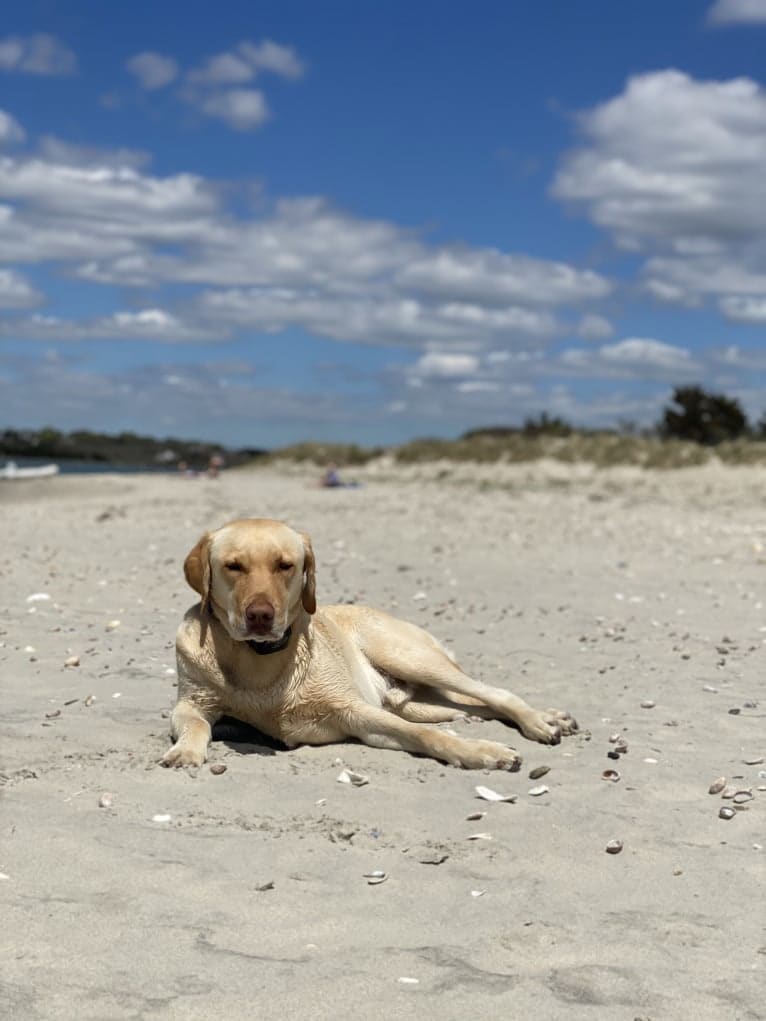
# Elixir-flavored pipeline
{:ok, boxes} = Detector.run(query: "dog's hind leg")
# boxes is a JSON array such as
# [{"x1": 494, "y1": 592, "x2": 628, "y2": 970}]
[
  {"x1": 342, "y1": 703, "x2": 522, "y2": 770},
  {"x1": 356, "y1": 611, "x2": 577, "y2": 745}
]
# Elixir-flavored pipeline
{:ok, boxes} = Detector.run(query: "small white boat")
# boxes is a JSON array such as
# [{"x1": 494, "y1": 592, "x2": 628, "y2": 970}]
[{"x1": 0, "y1": 461, "x2": 60, "y2": 480}]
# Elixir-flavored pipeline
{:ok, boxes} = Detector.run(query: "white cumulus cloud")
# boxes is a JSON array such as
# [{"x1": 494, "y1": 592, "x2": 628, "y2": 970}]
[
  {"x1": 0, "y1": 109, "x2": 24, "y2": 144},
  {"x1": 554, "y1": 69, "x2": 766, "y2": 317},
  {"x1": 0, "y1": 34, "x2": 76, "y2": 75},
  {"x1": 126, "y1": 52, "x2": 179, "y2": 90},
  {"x1": 199, "y1": 89, "x2": 270, "y2": 130},
  {"x1": 708, "y1": 0, "x2": 766, "y2": 23}
]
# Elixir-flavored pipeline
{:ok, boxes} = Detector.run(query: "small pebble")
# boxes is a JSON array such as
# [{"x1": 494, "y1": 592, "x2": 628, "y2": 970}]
[
  {"x1": 105, "y1": 620, "x2": 120, "y2": 631},
  {"x1": 255, "y1": 881, "x2": 274, "y2": 892},
  {"x1": 673, "y1": 868, "x2": 683, "y2": 876},
  {"x1": 98, "y1": 793, "x2": 113, "y2": 808},
  {"x1": 465, "y1": 811, "x2": 486, "y2": 821},
  {"x1": 84, "y1": 694, "x2": 96, "y2": 707},
  {"x1": 528, "y1": 766, "x2": 550, "y2": 780},
  {"x1": 152, "y1": 814, "x2": 172, "y2": 823},
  {"x1": 209, "y1": 763, "x2": 227, "y2": 775},
  {"x1": 45, "y1": 709, "x2": 61, "y2": 719},
  {"x1": 640, "y1": 700, "x2": 655, "y2": 709},
  {"x1": 605, "y1": 839, "x2": 623, "y2": 854},
  {"x1": 702, "y1": 685, "x2": 718, "y2": 693},
  {"x1": 708, "y1": 777, "x2": 726, "y2": 795},
  {"x1": 64, "y1": 656, "x2": 80, "y2": 668},
  {"x1": 398, "y1": 977, "x2": 419, "y2": 985},
  {"x1": 601, "y1": 769, "x2": 620, "y2": 782},
  {"x1": 607, "y1": 750, "x2": 620, "y2": 761},
  {"x1": 719, "y1": 807, "x2": 735, "y2": 820},
  {"x1": 470, "y1": 889, "x2": 486, "y2": 898},
  {"x1": 743, "y1": 756, "x2": 764, "y2": 766},
  {"x1": 608, "y1": 733, "x2": 621, "y2": 743},
  {"x1": 728, "y1": 708, "x2": 741, "y2": 715}
]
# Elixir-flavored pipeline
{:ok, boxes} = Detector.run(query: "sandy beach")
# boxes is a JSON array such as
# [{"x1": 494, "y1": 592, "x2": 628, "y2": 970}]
[{"x1": 1, "y1": 462, "x2": 764, "y2": 1020}]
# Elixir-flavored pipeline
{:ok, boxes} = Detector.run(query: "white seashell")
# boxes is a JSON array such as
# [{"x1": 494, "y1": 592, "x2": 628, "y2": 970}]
[
  {"x1": 470, "y1": 889, "x2": 486, "y2": 898},
  {"x1": 719, "y1": 806, "x2": 735, "y2": 820},
  {"x1": 363, "y1": 870, "x2": 387, "y2": 885},
  {"x1": 643, "y1": 757, "x2": 658, "y2": 764},
  {"x1": 708, "y1": 777, "x2": 726, "y2": 794},
  {"x1": 743, "y1": 756, "x2": 764, "y2": 765},
  {"x1": 84, "y1": 694, "x2": 96, "y2": 707},
  {"x1": 316, "y1": 798, "x2": 327, "y2": 806},
  {"x1": 24, "y1": 645, "x2": 35, "y2": 653},
  {"x1": 608, "y1": 733, "x2": 621, "y2": 743},
  {"x1": 601, "y1": 769, "x2": 620, "y2": 782},
  {"x1": 466, "y1": 832, "x2": 492, "y2": 840},
  {"x1": 337, "y1": 769, "x2": 369, "y2": 786},
  {"x1": 105, "y1": 620, "x2": 120, "y2": 631},
  {"x1": 112, "y1": 692, "x2": 122, "y2": 699},
  {"x1": 26, "y1": 593, "x2": 51, "y2": 602},
  {"x1": 398, "y1": 977, "x2": 419, "y2": 985},
  {"x1": 98, "y1": 793, "x2": 113, "y2": 808},
  {"x1": 412, "y1": 591, "x2": 427, "y2": 601},
  {"x1": 528, "y1": 785, "x2": 549, "y2": 796},
  {"x1": 64, "y1": 655, "x2": 80, "y2": 668},
  {"x1": 0, "y1": 872, "x2": 9, "y2": 880},
  {"x1": 702, "y1": 685, "x2": 718, "y2": 693},
  {"x1": 152, "y1": 814, "x2": 172, "y2": 823},
  {"x1": 605, "y1": 839, "x2": 623, "y2": 854},
  {"x1": 640, "y1": 700, "x2": 656, "y2": 709},
  {"x1": 475, "y1": 785, "x2": 516, "y2": 803}
]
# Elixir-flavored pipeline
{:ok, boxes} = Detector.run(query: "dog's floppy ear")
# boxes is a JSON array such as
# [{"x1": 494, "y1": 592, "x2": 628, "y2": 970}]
[
  {"x1": 184, "y1": 532, "x2": 212, "y2": 612},
  {"x1": 300, "y1": 532, "x2": 316, "y2": 615}
]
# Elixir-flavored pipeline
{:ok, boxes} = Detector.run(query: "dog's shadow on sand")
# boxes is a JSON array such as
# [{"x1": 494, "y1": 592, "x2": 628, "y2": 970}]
[{"x1": 212, "y1": 716, "x2": 283, "y2": 757}]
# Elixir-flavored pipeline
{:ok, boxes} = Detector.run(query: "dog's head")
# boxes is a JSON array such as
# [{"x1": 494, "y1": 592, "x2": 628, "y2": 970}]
[{"x1": 184, "y1": 518, "x2": 316, "y2": 643}]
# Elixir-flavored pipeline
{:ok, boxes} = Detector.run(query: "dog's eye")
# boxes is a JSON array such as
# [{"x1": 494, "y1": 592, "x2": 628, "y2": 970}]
[
  {"x1": 225, "y1": 561, "x2": 244, "y2": 572},
  {"x1": 277, "y1": 561, "x2": 294, "y2": 572}
]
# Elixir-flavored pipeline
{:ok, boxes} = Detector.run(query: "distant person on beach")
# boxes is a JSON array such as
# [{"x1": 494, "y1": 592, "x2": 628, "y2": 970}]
[
  {"x1": 207, "y1": 453, "x2": 225, "y2": 479},
  {"x1": 320, "y1": 462, "x2": 343, "y2": 488}
]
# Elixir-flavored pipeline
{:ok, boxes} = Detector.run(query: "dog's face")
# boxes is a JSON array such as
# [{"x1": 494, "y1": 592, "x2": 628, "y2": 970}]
[{"x1": 184, "y1": 518, "x2": 316, "y2": 643}]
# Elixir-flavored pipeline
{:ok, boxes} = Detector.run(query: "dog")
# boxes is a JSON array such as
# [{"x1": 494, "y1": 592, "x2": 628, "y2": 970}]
[{"x1": 161, "y1": 518, "x2": 577, "y2": 770}]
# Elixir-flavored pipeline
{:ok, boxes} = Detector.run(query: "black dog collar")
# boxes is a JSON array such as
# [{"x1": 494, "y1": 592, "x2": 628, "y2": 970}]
[{"x1": 246, "y1": 626, "x2": 292, "y2": 655}]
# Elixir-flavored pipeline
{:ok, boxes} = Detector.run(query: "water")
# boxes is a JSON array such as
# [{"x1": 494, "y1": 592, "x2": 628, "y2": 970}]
[{"x1": 1, "y1": 456, "x2": 175, "y2": 476}]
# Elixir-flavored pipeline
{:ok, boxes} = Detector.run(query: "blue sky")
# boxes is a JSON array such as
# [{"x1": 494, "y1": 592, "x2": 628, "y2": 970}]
[{"x1": 2, "y1": 0, "x2": 766, "y2": 447}]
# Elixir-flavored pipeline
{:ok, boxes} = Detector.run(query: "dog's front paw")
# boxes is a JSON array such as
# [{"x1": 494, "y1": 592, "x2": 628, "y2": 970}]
[
  {"x1": 520, "y1": 708, "x2": 578, "y2": 745},
  {"x1": 160, "y1": 741, "x2": 207, "y2": 768}
]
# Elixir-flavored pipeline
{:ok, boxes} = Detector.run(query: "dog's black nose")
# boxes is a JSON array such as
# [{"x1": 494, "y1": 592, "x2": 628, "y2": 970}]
[{"x1": 245, "y1": 601, "x2": 275, "y2": 632}]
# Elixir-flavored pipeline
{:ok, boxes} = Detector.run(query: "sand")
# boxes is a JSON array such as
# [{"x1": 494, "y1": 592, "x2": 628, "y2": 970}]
[{"x1": 1, "y1": 463, "x2": 764, "y2": 1020}]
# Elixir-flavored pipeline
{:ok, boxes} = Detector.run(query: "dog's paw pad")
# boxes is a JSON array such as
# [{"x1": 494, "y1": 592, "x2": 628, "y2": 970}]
[{"x1": 160, "y1": 743, "x2": 206, "y2": 768}]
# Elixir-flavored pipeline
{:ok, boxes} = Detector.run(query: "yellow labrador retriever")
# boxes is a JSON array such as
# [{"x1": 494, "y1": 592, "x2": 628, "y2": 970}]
[{"x1": 162, "y1": 518, "x2": 577, "y2": 770}]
